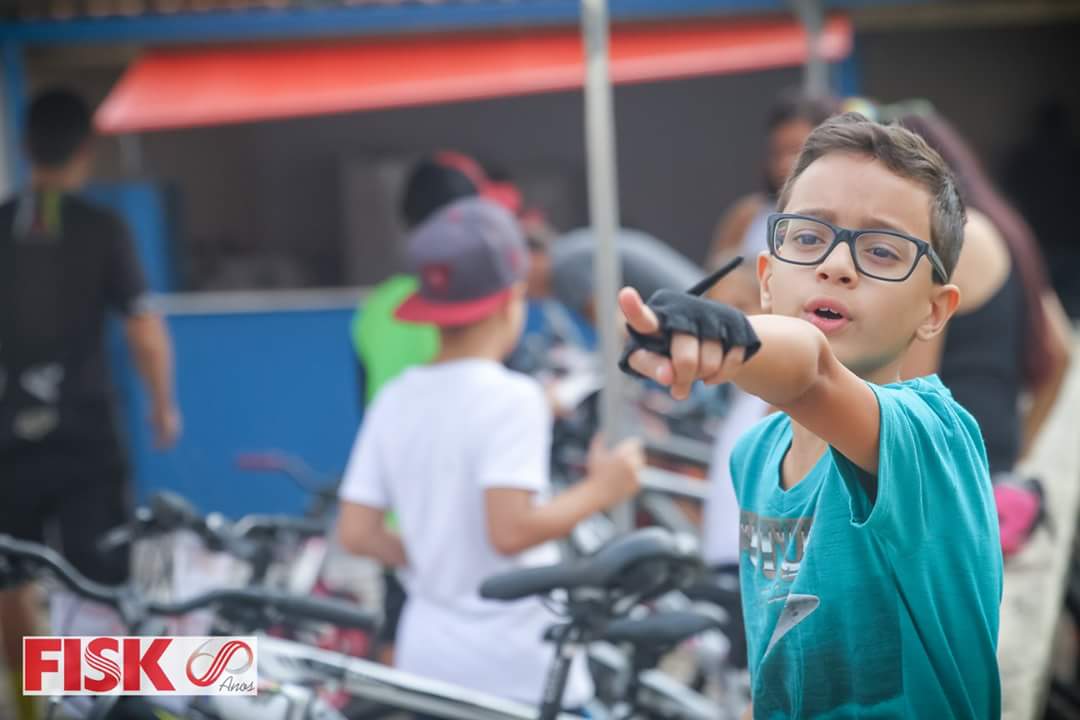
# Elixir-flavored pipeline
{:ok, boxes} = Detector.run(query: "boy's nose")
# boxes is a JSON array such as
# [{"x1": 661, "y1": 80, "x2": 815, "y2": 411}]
[{"x1": 816, "y1": 242, "x2": 859, "y2": 286}]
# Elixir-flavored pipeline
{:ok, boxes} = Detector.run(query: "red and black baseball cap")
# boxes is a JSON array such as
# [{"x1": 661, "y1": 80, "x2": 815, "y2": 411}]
[{"x1": 395, "y1": 197, "x2": 529, "y2": 327}]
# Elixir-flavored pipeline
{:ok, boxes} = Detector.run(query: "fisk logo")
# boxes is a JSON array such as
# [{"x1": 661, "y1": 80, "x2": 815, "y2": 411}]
[
  {"x1": 23, "y1": 637, "x2": 258, "y2": 696},
  {"x1": 186, "y1": 639, "x2": 255, "y2": 687}
]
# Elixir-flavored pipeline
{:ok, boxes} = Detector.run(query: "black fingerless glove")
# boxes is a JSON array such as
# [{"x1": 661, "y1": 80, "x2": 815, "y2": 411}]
[{"x1": 618, "y1": 258, "x2": 762, "y2": 380}]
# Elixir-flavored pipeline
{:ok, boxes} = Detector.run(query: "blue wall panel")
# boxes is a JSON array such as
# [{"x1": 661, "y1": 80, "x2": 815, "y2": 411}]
[
  {"x1": 2, "y1": 43, "x2": 26, "y2": 187},
  {"x1": 111, "y1": 307, "x2": 361, "y2": 519}
]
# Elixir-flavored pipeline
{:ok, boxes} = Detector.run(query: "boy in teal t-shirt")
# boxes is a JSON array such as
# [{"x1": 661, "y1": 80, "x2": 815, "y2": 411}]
[{"x1": 619, "y1": 113, "x2": 1001, "y2": 718}]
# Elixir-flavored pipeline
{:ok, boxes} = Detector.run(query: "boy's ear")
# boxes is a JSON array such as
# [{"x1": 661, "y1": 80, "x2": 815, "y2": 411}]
[
  {"x1": 756, "y1": 252, "x2": 774, "y2": 313},
  {"x1": 916, "y1": 282, "x2": 961, "y2": 341},
  {"x1": 504, "y1": 282, "x2": 527, "y2": 317}
]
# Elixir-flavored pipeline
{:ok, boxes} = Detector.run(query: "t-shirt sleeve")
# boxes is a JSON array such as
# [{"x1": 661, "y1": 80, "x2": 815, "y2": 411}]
[
  {"x1": 831, "y1": 379, "x2": 990, "y2": 550},
  {"x1": 475, "y1": 378, "x2": 552, "y2": 493},
  {"x1": 103, "y1": 214, "x2": 150, "y2": 316},
  {"x1": 339, "y1": 407, "x2": 390, "y2": 509}
]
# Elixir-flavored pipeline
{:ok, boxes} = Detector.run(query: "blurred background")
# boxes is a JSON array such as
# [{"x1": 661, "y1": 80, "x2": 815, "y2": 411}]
[
  {"x1": 1, "y1": 2, "x2": 1080, "y2": 718},
  {"x1": 2, "y1": 0, "x2": 1077, "y2": 517}
]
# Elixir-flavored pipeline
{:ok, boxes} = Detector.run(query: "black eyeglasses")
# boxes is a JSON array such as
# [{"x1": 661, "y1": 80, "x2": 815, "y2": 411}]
[{"x1": 767, "y1": 213, "x2": 948, "y2": 283}]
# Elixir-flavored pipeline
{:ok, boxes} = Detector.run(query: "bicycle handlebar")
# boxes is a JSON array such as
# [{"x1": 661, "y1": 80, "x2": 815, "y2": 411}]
[
  {"x1": 98, "y1": 492, "x2": 264, "y2": 564},
  {"x1": 160, "y1": 587, "x2": 378, "y2": 631},
  {"x1": 1, "y1": 534, "x2": 125, "y2": 605},
  {"x1": 0, "y1": 535, "x2": 377, "y2": 632},
  {"x1": 234, "y1": 451, "x2": 340, "y2": 499}
]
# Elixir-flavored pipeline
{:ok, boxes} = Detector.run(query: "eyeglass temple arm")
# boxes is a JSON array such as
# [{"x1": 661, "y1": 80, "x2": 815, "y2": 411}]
[{"x1": 687, "y1": 255, "x2": 745, "y2": 297}]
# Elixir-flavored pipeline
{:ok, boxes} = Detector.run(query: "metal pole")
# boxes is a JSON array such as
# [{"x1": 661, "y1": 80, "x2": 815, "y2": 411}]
[
  {"x1": 119, "y1": 134, "x2": 145, "y2": 178},
  {"x1": 1, "y1": 43, "x2": 28, "y2": 196},
  {"x1": 0, "y1": 76, "x2": 11, "y2": 200},
  {"x1": 580, "y1": 0, "x2": 630, "y2": 532},
  {"x1": 791, "y1": 0, "x2": 828, "y2": 98}
]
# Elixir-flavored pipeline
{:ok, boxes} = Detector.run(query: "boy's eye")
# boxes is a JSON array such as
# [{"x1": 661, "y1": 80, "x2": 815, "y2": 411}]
[
  {"x1": 865, "y1": 245, "x2": 901, "y2": 261},
  {"x1": 793, "y1": 232, "x2": 827, "y2": 247},
  {"x1": 857, "y1": 234, "x2": 915, "y2": 267}
]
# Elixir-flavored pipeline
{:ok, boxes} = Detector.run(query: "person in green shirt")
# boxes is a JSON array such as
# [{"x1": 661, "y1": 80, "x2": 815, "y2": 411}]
[{"x1": 351, "y1": 274, "x2": 438, "y2": 407}]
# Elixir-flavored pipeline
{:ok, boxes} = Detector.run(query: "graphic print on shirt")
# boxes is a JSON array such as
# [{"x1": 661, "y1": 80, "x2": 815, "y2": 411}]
[
  {"x1": 21, "y1": 363, "x2": 64, "y2": 404},
  {"x1": 740, "y1": 510, "x2": 814, "y2": 582},
  {"x1": 740, "y1": 510, "x2": 822, "y2": 651},
  {"x1": 13, "y1": 363, "x2": 64, "y2": 441},
  {"x1": 741, "y1": 506, "x2": 904, "y2": 717}
]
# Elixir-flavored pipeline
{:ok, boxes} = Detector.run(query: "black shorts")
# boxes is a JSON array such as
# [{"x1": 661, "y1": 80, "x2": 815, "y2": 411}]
[
  {"x1": 378, "y1": 569, "x2": 407, "y2": 646},
  {"x1": 1, "y1": 442, "x2": 132, "y2": 585}
]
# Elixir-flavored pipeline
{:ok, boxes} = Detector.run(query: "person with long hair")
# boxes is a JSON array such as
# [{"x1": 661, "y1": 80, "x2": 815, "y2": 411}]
[
  {"x1": 896, "y1": 107, "x2": 1073, "y2": 554},
  {"x1": 707, "y1": 89, "x2": 839, "y2": 266}
]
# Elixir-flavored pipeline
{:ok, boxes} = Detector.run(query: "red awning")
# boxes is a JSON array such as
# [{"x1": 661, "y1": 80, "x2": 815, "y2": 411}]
[{"x1": 96, "y1": 16, "x2": 852, "y2": 134}]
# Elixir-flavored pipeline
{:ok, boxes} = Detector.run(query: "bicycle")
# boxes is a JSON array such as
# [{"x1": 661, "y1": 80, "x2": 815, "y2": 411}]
[
  {"x1": 118, "y1": 499, "x2": 728, "y2": 719},
  {"x1": 98, "y1": 491, "x2": 380, "y2": 716},
  {"x1": 3, "y1": 530, "x2": 714, "y2": 720},
  {"x1": 0, "y1": 533, "x2": 377, "y2": 720},
  {"x1": 480, "y1": 526, "x2": 728, "y2": 720}
]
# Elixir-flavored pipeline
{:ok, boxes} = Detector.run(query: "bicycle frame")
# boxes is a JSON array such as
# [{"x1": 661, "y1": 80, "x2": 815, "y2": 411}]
[
  {"x1": 257, "y1": 636, "x2": 584, "y2": 720},
  {"x1": 538, "y1": 624, "x2": 587, "y2": 720}
]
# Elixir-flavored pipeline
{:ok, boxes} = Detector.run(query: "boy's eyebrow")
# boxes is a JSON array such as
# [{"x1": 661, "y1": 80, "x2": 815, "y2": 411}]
[
  {"x1": 789, "y1": 208, "x2": 915, "y2": 236},
  {"x1": 789, "y1": 207, "x2": 838, "y2": 223}
]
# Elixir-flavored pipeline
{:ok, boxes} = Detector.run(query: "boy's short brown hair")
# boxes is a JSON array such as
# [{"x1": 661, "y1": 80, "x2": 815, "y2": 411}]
[{"x1": 777, "y1": 112, "x2": 966, "y2": 280}]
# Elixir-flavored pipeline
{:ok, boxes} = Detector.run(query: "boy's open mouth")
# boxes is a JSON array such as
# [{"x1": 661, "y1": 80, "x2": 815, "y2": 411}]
[
  {"x1": 814, "y1": 307, "x2": 844, "y2": 320},
  {"x1": 804, "y1": 298, "x2": 851, "y2": 333}
]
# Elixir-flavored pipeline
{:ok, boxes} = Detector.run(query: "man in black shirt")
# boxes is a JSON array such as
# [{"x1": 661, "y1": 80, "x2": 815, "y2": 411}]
[{"x1": 0, "y1": 89, "x2": 180, "y2": 717}]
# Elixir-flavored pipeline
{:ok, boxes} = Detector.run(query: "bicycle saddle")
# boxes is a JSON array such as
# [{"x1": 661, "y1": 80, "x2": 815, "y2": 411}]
[
  {"x1": 600, "y1": 611, "x2": 719, "y2": 650},
  {"x1": 479, "y1": 528, "x2": 699, "y2": 602}
]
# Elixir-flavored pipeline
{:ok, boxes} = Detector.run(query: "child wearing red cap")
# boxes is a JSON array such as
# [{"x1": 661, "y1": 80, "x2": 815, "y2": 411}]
[{"x1": 338, "y1": 197, "x2": 641, "y2": 709}]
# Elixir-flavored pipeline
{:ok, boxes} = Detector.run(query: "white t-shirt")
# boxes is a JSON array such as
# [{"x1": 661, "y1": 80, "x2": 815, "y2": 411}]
[
  {"x1": 703, "y1": 387, "x2": 769, "y2": 567},
  {"x1": 339, "y1": 358, "x2": 592, "y2": 707}
]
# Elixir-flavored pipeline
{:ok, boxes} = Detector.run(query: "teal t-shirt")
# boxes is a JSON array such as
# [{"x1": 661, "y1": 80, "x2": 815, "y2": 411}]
[{"x1": 729, "y1": 376, "x2": 1002, "y2": 719}]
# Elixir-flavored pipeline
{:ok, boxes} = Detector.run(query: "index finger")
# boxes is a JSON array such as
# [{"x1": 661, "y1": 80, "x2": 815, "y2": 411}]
[{"x1": 618, "y1": 286, "x2": 661, "y2": 336}]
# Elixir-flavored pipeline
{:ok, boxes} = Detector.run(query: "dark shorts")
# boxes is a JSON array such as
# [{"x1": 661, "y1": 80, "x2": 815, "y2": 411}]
[
  {"x1": 378, "y1": 568, "x2": 407, "y2": 646},
  {"x1": 1, "y1": 441, "x2": 132, "y2": 585}
]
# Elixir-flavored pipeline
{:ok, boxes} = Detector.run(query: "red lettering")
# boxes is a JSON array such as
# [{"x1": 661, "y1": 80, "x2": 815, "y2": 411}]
[
  {"x1": 23, "y1": 638, "x2": 60, "y2": 692},
  {"x1": 63, "y1": 638, "x2": 81, "y2": 692},
  {"x1": 123, "y1": 638, "x2": 174, "y2": 692},
  {"x1": 84, "y1": 638, "x2": 120, "y2": 693}
]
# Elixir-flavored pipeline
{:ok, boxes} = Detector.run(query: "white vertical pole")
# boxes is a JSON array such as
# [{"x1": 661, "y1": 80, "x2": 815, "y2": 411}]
[
  {"x1": 580, "y1": 0, "x2": 630, "y2": 532},
  {"x1": 791, "y1": 0, "x2": 828, "y2": 98}
]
